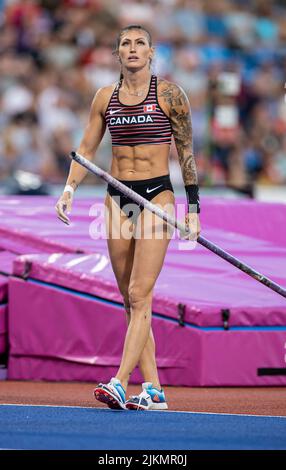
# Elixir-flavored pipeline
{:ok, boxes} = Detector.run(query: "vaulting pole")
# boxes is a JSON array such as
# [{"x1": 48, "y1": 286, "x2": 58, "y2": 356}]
[{"x1": 70, "y1": 151, "x2": 286, "y2": 299}]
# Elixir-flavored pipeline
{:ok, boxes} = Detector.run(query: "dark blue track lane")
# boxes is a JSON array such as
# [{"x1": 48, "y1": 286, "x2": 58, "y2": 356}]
[{"x1": 0, "y1": 405, "x2": 285, "y2": 450}]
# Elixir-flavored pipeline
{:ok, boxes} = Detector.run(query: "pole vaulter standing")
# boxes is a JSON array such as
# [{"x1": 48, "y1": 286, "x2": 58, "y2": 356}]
[
  {"x1": 55, "y1": 24, "x2": 201, "y2": 411},
  {"x1": 55, "y1": 24, "x2": 286, "y2": 411}
]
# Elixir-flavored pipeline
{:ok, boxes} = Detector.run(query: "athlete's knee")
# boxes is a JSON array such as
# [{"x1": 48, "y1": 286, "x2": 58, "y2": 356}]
[{"x1": 128, "y1": 284, "x2": 153, "y2": 312}]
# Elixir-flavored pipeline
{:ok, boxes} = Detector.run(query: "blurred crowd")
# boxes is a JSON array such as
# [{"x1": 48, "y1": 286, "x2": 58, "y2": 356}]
[{"x1": 0, "y1": 0, "x2": 286, "y2": 190}]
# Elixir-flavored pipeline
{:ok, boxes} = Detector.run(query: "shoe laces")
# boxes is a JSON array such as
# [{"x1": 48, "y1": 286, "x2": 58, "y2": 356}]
[{"x1": 129, "y1": 388, "x2": 150, "y2": 401}]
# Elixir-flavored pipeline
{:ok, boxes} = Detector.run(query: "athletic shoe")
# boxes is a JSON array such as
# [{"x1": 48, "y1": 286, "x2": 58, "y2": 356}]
[
  {"x1": 125, "y1": 382, "x2": 168, "y2": 411},
  {"x1": 93, "y1": 377, "x2": 126, "y2": 410}
]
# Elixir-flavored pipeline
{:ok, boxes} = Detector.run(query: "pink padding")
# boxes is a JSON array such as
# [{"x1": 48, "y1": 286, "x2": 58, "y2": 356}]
[
  {"x1": 196, "y1": 328, "x2": 286, "y2": 386},
  {"x1": 2, "y1": 195, "x2": 286, "y2": 385},
  {"x1": 8, "y1": 278, "x2": 193, "y2": 384},
  {"x1": 0, "y1": 275, "x2": 7, "y2": 303},
  {"x1": 0, "y1": 251, "x2": 16, "y2": 275},
  {"x1": 0, "y1": 304, "x2": 7, "y2": 354},
  {"x1": 0, "y1": 251, "x2": 16, "y2": 302},
  {"x1": 0, "y1": 226, "x2": 76, "y2": 255},
  {"x1": 0, "y1": 195, "x2": 285, "y2": 246},
  {"x1": 12, "y1": 250, "x2": 286, "y2": 327},
  {"x1": 8, "y1": 355, "x2": 198, "y2": 385},
  {"x1": 8, "y1": 277, "x2": 286, "y2": 385},
  {"x1": 1, "y1": 195, "x2": 286, "y2": 326}
]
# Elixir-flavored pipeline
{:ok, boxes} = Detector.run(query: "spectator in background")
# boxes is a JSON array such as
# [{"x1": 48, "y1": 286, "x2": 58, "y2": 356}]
[
  {"x1": 0, "y1": 110, "x2": 52, "y2": 178},
  {"x1": 0, "y1": 0, "x2": 285, "y2": 191}
]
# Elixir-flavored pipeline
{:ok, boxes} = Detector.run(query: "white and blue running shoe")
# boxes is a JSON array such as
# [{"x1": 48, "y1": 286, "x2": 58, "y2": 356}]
[
  {"x1": 125, "y1": 382, "x2": 168, "y2": 411},
  {"x1": 94, "y1": 377, "x2": 126, "y2": 410}
]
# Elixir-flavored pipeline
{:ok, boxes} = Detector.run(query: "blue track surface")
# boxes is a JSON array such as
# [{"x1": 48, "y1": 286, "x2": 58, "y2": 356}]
[{"x1": 0, "y1": 405, "x2": 285, "y2": 450}]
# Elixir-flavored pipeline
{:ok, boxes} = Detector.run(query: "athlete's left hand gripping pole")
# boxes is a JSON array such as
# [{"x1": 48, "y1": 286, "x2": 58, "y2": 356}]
[{"x1": 70, "y1": 151, "x2": 286, "y2": 299}]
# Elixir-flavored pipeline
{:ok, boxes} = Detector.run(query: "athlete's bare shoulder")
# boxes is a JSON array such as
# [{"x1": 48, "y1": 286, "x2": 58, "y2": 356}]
[
  {"x1": 97, "y1": 83, "x2": 118, "y2": 98},
  {"x1": 157, "y1": 77, "x2": 190, "y2": 113},
  {"x1": 91, "y1": 82, "x2": 119, "y2": 116}
]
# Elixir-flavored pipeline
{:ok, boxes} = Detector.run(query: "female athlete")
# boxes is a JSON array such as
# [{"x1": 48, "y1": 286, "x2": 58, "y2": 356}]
[{"x1": 55, "y1": 24, "x2": 201, "y2": 411}]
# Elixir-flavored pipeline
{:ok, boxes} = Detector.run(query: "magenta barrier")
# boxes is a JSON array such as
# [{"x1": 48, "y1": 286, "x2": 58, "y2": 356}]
[
  {"x1": 0, "y1": 251, "x2": 16, "y2": 303},
  {"x1": 0, "y1": 251, "x2": 16, "y2": 276},
  {"x1": 0, "y1": 251, "x2": 16, "y2": 357},
  {"x1": 8, "y1": 277, "x2": 194, "y2": 385},
  {"x1": 0, "y1": 304, "x2": 7, "y2": 355},
  {"x1": 195, "y1": 328, "x2": 286, "y2": 386},
  {"x1": 1, "y1": 195, "x2": 286, "y2": 385},
  {"x1": 8, "y1": 276, "x2": 286, "y2": 385},
  {"x1": 0, "y1": 195, "x2": 285, "y2": 327},
  {"x1": 0, "y1": 195, "x2": 286, "y2": 252},
  {"x1": 12, "y1": 252, "x2": 286, "y2": 327},
  {"x1": 0, "y1": 275, "x2": 7, "y2": 304}
]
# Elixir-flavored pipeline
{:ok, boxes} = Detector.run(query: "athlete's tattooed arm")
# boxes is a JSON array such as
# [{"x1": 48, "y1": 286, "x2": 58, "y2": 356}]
[{"x1": 158, "y1": 81, "x2": 198, "y2": 185}]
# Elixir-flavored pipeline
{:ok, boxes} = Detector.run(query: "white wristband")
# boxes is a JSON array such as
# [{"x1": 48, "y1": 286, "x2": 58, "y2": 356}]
[{"x1": 63, "y1": 185, "x2": 75, "y2": 195}]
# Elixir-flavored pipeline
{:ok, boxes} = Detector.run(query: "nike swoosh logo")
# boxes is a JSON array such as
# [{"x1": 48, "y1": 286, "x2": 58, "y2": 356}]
[
  {"x1": 146, "y1": 185, "x2": 163, "y2": 194},
  {"x1": 110, "y1": 108, "x2": 124, "y2": 115}
]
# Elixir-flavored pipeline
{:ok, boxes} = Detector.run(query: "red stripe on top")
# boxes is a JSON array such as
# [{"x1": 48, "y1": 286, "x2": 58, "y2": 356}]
[{"x1": 105, "y1": 75, "x2": 172, "y2": 147}]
